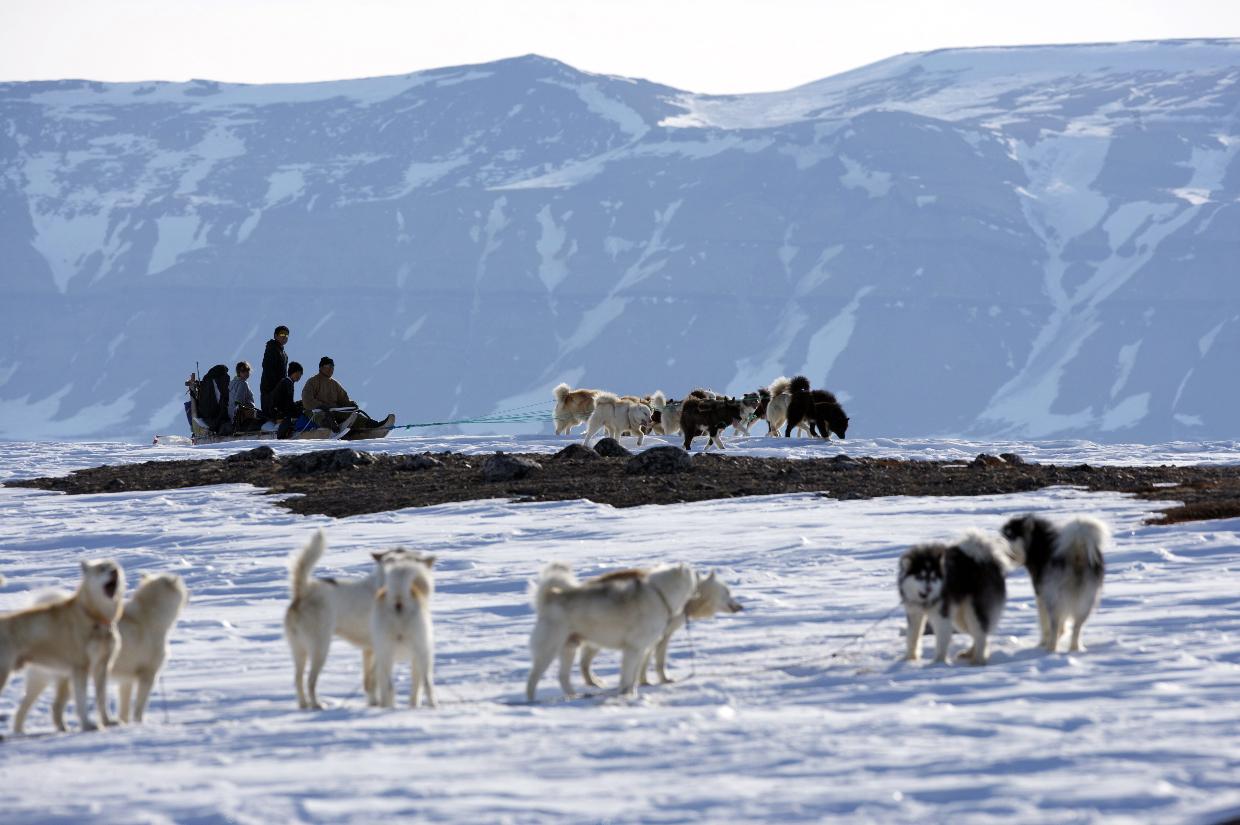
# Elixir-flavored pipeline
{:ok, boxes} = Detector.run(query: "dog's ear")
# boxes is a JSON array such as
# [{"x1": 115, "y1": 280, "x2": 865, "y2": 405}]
[
  {"x1": 899, "y1": 554, "x2": 912, "y2": 573},
  {"x1": 371, "y1": 551, "x2": 386, "y2": 563},
  {"x1": 411, "y1": 578, "x2": 429, "y2": 598},
  {"x1": 421, "y1": 555, "x2": 436, "y2": 568},
  {"x1": 81, "y1": 560, "x2": 89, "y2": 574}
]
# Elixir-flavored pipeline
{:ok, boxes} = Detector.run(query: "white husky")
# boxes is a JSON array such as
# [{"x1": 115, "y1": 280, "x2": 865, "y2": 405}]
[
  {"x1": 283, "y1": 531, "x2": 423, "y2": 709},
  {"x1": 579, "y1": 570, "x2": 742, "y2": 687},
  {"x1": 582, "y1": 392, "x2": 653, "y2": 448},
  {"x1": 1, "y1": 560, "x2": 125, "y2": 732},
  {"x1": 369, "y1": 554, "x2": 437, "y2": 708},
  {"x1": 526, "y1": 562, "x2": 697, "y2": 701},
  {"x1": 15, "y1": 572, "x2": 188, "y2": 732}
]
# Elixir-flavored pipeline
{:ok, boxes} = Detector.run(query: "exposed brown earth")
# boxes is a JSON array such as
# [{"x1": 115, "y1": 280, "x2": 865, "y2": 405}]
[{"x1": 7, "y1": 445, "x2": 1240, "y2": 525}]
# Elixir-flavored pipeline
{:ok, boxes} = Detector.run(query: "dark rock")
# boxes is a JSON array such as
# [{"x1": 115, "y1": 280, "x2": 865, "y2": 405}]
[
  {"x1": 829, "y1": 454, "x2": 859, "y2": 466},
  {"x1": 395, "y1": 454, "x2": 442, "y2": 472},
  {"x1": 626, "y1": 446, "x2": 692, "y2": 475},
  {"x1": 552, "y1": 444, "x2": 601, "y2": 462},
  {"x1": 971, "y1": 453, "x2": 1006, "y2": 468},
  {"x1": 482, "y1": 453, "x2": 542, "y2": 482},
  {"x1": 285, "y1": 448, "x2": 376, "y2": 474},
  {"x1": 105, "y1": 478, "x2": 126, "y2": 491},
  {"x1": 226, "y1": 446, "x2": 276, "y2": 463},
  {"x1": 592, "y1": 438, "x2": 632, "y2": 458},
  {"x1": 999, "y1": 452, "x2": 1027, "y2": 465}
]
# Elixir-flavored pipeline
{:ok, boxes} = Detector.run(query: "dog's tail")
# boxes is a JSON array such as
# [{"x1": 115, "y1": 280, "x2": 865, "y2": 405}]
[
  {"x1": 651, "y1": 390, "x2": 667, "y2": 410},
  {"x1": 1054, "y1": 517, "x2": 1108, "y2": 577},
  {"x1": 529, "y1": 561, "x2": 578, "y2": 611},
  {"x1": 790, "y1": 375, "x2": 811, "y2": 394},
  {"x1": 289, "y1": 530, "x2": 326, "y2": 602},
  {"x1": 553, "y1": 382, "x2": 572, "y2": 404},
  {"x1": 768, "y1": 376, "x2": 791, "y2": 397}
]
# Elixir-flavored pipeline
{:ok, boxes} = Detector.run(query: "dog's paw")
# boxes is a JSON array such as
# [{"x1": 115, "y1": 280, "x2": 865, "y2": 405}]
[{"x1": 80, "y1": 720, "x2": 99, "y2": 732}]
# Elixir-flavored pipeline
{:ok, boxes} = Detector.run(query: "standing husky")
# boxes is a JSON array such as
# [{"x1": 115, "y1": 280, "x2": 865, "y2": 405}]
[
  {"x1": 1001, "y1": 514, "x2": 1108, "y2": 653},
  {"x1": 283, "y1": 531, "x2": 422, "y2": 709},
  {"x1": 0, "y1": 560, "x2": 125, "y2": 732},
  {"x1": 16, "y1": 572, "x2": 188, "y2": 732},
  {"x1": 579, "y1": 570, "x2": 742, "y2": 687},
  {"x1": 583, "y1": 392, "x2": 653, "y2": 448},
  {"x1": 552, "y1": 383, "x2": 601, "y2": 435},
  {"x1": 526, "y1": 562, "x2": 697, "y2": 701},
  {"x1": 898, "y1": 533, "x2": 1010, "y2": 665},
  {"x1": 369, "y1": 554, "x2": 437, "y2": 708}
]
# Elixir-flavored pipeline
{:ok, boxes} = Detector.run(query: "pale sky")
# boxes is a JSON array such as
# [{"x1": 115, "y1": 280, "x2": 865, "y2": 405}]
[{"x1": 2, "y1": 0, "x2": 1237, "y2": 94}]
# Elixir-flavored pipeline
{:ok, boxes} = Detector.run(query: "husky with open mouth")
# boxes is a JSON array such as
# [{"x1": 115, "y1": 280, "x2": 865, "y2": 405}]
[{"x1": 1, "y1": 559, "x2": 125, "y2": 732}]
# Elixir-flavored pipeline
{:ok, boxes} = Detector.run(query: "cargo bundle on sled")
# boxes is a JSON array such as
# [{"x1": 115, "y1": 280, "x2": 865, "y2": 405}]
[{"x1": 181, "y1": 369, "x2": 395, "y2": 446}]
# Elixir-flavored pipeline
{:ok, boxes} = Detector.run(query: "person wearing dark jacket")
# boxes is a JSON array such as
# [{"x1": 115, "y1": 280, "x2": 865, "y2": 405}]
[
  {"x1": 272, "y1": 361, "x2": 304, "y2": 439},
  {"x1": 260, "y1": 325, "x2": 290, "y2": 418}
]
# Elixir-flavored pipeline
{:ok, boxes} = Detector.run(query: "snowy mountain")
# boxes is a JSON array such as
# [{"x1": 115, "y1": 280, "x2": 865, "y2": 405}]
[{"x1": 1, "y1": 39, "x2": 1237, "y2": 441}]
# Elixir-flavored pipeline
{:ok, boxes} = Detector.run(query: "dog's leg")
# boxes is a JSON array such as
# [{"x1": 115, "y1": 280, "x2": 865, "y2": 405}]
[
  {"x1": 618, "y1": 645, "x2": 645, "y2": 696},
  {"x1": 420, "y1": 643, "x2": 437, "y2": 709},
  {"x1": 305, "y1": 639, "x2": 330, "y2": 710},
  {"x1": 70, "y1": 667, "x2": 97, "y2": 731},
  {"x1": 92, "y1": 656, "x2": 117, "y2": 728},
  {"x1": 132, "y1": 676, "x2": 155, "y2": 723},
  {"x1": 1035, "y1": 595, "x2": 1051, "y2": 648},
  {"x1": 117, "y1": 677, "x2": 133, "y2": 723},
  {"x1": 14, "y1": 669, "x2": 50, "y2": 734},
  {"x1": 653, "y1": 631, "x2": 673, "y2": 683},
  {"x1": 52, "y1": 679, "x2": 70, "y2": 732},
  {"x1": 362, "y1": 648, "x2": 376, "y2": 705},
  {"x1": 525, "y1": 620, "x2": 563, "y2": 702},
  {"x1": 557, "y1": 637, "x2": 580, "y2": 698},
  {"x1": 1069, "y1": 598, "x2": 1094, "y2": 653},
  {"x1": 929, "y1": 613, "x2": 953, "y2": 664},
  {"x1": 579, "y1": 645, "x2": 604, "y2": 689},
  {"x1": 904, "y1": 609, "x2": 926, "y2": 661},
  {"x1": 957, "y1": 604, "x2": 989, "y2": 665},
  {"x1": 1044, "y1": 598, "x2": 1065, "y2": 652},
  {"x1": 372, "y1": 643, "x2": 395, "y2": 708},
  {"x1": 289, "y1": 640, "x2": 309, "y2": 709}
]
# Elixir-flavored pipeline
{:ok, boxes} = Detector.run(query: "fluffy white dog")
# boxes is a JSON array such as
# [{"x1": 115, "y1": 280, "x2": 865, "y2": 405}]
[
  {"x1": 579, "y1": 569, "x2": 742, "y2": 687},
  {"x1": 582, "y1": 392, "x2": 653, "y2": 448},
  {"x1": 1, "y1": 560, "x2": 125, "y2": 732},
  {"x1": 15, "y1": 572, "x2": 188, "y2": 732},
  {"x1": 283, "y1": 531, "x2": 422, "y2": 709},
  {"x1": 526, "y1": 562, "x2": 697, "y2": 701},
  {"x1": 369, "y1": 554, "x2": 436, "y2": 709}
]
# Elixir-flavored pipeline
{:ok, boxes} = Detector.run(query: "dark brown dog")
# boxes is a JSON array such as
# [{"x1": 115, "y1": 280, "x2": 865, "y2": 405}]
[{"x1": 680, "y1": 396, "x2": 744, "y2": 451}]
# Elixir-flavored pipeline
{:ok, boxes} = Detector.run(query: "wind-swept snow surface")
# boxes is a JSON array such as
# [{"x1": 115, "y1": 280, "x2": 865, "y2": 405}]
[{"x1": 1, "y1": 437, "x2": 1238, "y2": 823}]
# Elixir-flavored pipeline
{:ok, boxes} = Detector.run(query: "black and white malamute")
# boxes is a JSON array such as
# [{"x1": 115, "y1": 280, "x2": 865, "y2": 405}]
[
  {"x1": 1001, "y1": 514, "x2": 1108, "y2": 653},
  {"x1": 898, "y1": 532, "x2": 1011, "y2": 665}
]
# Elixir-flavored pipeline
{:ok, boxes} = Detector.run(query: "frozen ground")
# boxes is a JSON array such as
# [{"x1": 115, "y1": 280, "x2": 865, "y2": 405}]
[{"x1": 1, "y1": 437, "x2": 1238, "y2": 824}]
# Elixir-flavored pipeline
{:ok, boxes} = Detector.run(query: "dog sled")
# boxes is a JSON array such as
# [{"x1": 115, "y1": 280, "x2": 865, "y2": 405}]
[{"x1": 181, "y1": 372, "x2": 395, "y2": 446}]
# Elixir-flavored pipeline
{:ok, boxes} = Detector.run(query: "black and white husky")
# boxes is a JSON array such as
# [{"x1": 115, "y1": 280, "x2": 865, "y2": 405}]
[
  {"x1": 898, "y1": 532, "x2": 1011, "y2": 665},
  {"x1": 1001, "y1": 514, "x2": 1108, "y2": 653}
]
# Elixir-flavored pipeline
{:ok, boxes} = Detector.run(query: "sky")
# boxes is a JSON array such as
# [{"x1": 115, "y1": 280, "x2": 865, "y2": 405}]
[{"x1": 1, "y1": 0, "x2": 1238, "y2": 93}]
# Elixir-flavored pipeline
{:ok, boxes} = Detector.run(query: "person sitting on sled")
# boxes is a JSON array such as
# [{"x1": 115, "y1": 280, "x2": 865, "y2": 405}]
[
  {"x1": 272, "y1": 361, "x2": 305, "y2": 439},
  {"x1": 301, "y1": 356, "x2": 390, "y2": 432},
  {"x1": 228, "y1": 361, "x2": 262, "y2": 432}
]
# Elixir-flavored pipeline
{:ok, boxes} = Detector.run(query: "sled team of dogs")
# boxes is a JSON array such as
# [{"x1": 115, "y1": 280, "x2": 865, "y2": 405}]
[
  {"x1": 553, "y1": 374, "x2": 850, "y2": 451},
  {"x1": 0, "y1": 512, "x2": 1107, "y2": 729}
]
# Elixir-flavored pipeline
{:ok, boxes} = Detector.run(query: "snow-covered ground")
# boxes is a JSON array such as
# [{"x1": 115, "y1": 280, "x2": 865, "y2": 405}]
[{"x1": 1, "y1": 437, "x2": 1238, "y2": 824}]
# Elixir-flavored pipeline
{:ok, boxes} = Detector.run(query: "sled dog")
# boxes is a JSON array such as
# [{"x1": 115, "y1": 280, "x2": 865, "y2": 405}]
[
  {"x1": 785, "y1": 376, "x2": 849, "y2": 440},
  {"x1": 526, "y1": 562, "x2": 697, "y2": 700},
  {"x1": 1, "y1": 559, "x2": 125, "y2": 732},
  {"x1": 283, "y1": 531, "x2": 423, "y2": 709},
  {"x1": 680, "y1": 396, "x2": 743, "y2": 451},
  {"x1": 731, "y1": 390, "x2": 768, "y2": 436},
  {"x1": 650, "y1": 391, "x2": 682, "y2": 435},
  {"x1": 898, "y1": 532, "x2": 1010, "y2": 665},
  {"x1": 553, "y1": 383, "x2": 602, "y2": 435},
  {"x1": 369, "y1": 553, "x2": 436, "y2": 708},
  {"x1": 583, "y1": 392, "x2": 653, "y2": 448},
  {"x1": 765, "y1": 377, "x2": 812, "y2": 437},
  {"x1": 580, "y1": 569, "x2": 741, "y2": 687},
  {"x1": 15, "y1": 572, "x2": 188, "y2": 732},
  {"x1": 1001, "y1": 514, "x2": 1108, "y2": 652}
]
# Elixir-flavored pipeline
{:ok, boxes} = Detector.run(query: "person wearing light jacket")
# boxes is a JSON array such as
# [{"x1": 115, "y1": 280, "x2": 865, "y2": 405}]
[{"x1": 228, "y1": 361, "x2": 259, "y2": 430}]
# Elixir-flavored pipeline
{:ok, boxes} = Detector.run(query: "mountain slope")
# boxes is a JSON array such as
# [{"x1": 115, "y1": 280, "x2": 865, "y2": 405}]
[{"x1": 1, "y1": 41, "x2": 1237, "y2": 441}]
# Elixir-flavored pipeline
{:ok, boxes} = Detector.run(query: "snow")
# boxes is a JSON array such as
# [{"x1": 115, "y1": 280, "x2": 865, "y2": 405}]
[{"x1": 1, "y1": 436, "x2": 1239, "y2": 823}]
